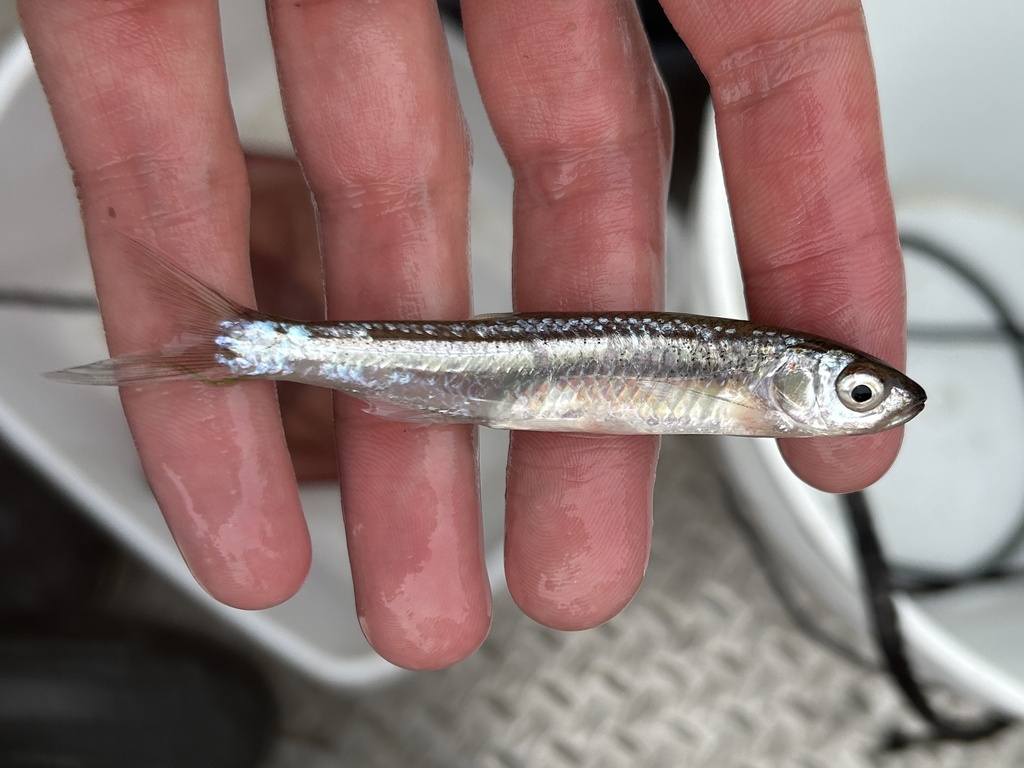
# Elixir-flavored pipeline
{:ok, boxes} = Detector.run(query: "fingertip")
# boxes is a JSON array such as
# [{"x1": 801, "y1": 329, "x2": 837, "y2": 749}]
[
  {"x1": 507, "y1": 563, "x2": 644, "y2": 632},
  {"x1": 183, "y1": 527, "x2": 313, "y2": 611},
  {"x1": 503, "y1": 433, "x2": 656, "y2": 632},
  {"x1": 334, "y1": 418, "x2": 490, "y2": 670},
  {"x1": 778, "y1": 428, "x2": 905, "y2": 494},
  {"x1": 357, "y1": 597, "x2": 492, "y2": 671}
]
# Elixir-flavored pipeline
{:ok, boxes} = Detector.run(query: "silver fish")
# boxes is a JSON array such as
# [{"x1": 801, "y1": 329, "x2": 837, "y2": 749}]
[{"x1": 48, "y1": 238, "x2": 925, "y2": 437}]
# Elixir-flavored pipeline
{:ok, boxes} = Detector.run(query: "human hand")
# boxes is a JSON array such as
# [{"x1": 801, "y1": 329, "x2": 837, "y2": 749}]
[{"x1": 20, "y1": 0, "x2": 904, "y2": 670}]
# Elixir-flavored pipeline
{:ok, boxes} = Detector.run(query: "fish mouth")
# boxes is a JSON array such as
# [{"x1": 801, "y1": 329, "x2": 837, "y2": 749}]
[
  {"x1": 905, "y1": 398, "x2": 927, "y2": 421},
  {"x1": 890, "y1": 386, "x2": 927, "y2": 428}
]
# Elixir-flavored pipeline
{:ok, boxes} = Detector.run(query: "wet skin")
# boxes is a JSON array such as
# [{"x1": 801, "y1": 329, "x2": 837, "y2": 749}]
[{"x1": 20, "y1": 0, "x2": 905, "y2": 670}]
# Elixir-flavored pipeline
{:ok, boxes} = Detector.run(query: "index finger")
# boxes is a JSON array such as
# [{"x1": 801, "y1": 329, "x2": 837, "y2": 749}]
[
  {"x1": 19, "y1": 0, "x2": 310, "y2": 606},
  {"x1": 663, "y1": 0, "x2": 906, "y2": 492}
]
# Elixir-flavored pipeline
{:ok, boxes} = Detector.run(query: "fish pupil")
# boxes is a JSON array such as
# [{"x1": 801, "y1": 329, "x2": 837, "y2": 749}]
[{"x1": 851, "y1": 383, "x2": 873, "y2": 403}]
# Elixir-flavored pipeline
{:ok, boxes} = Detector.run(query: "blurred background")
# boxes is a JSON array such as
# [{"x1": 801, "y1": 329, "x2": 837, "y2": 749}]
[{"x1": 4, "y1": 2, "x2": 1024, "y2": 766}]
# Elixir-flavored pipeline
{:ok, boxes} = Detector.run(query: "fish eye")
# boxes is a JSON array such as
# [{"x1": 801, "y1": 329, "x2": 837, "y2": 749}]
[
  {"x1": 836, "y1": 367, "x2": 888, "y2": 412},
  {"x1": 851, "y1": 384, "x2": 873, "y2": 403}
]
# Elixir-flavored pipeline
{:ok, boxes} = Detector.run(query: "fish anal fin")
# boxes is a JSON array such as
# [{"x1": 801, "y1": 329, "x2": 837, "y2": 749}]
[{"x1": 359, "y1": 400, "x2": 480, "y2": 425}]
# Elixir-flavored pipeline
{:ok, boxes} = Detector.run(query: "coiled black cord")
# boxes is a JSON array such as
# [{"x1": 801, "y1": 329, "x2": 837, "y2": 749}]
[
  {"x1": 888, "y1": 232, "x2": 1024, "y2": 595},
  {"x1": 845, "y1": 489, "x2": 1012, "y2": 748}
]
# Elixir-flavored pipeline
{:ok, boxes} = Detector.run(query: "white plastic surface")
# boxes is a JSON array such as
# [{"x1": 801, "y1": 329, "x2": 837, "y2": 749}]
[{"x1": 691, "y1": 0, "x2": 1024, "y2": 714}]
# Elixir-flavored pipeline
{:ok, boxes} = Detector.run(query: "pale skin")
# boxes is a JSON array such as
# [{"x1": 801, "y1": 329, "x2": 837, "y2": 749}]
[{"x1": 19, "y1": 0, "x2": 906, "y2": 670}]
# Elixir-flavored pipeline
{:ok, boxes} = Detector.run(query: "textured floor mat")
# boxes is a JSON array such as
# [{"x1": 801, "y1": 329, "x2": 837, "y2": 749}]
[{"x1": 266, "y1": 436, "x2": 1024, "y2": 768}]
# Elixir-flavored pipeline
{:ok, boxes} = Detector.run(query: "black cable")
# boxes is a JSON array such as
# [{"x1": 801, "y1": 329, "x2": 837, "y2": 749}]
[
  {"x1": 889, "y1": 232, "x2": 1024, "y2": 594},
  {"x1": 0, "y1": 289, "x2": 97, "y2": 311},
  {"x1": 844, "y1": 490, "x2": 1013, "y2": 748},
  {"x1": 714, "y1": 456, "x2": 1014, "y2": 749}
]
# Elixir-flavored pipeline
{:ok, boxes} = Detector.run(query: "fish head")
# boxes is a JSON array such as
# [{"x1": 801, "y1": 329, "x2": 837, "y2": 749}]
[{"x1": 767, "y1": 345, "x2": 926, "y2": 436}]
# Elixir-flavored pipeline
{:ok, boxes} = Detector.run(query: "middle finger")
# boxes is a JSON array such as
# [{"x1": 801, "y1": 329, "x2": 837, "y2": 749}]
[
  {"x1": 267, "y1": 0, "x2": 489, "y2": 670},
  {"x1": 463, "y1": 0, "x2": 672, "y2": 629}
]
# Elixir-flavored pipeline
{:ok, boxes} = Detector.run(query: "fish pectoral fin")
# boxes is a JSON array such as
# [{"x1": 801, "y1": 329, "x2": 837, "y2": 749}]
[{"x1": 634, "y1": 379, "x2": 758, "y2": 412}]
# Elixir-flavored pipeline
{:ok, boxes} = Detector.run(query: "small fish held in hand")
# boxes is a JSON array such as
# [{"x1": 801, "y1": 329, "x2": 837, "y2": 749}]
[{"x1": 48, "y1": 235, "x2": 925, "y2": 437}]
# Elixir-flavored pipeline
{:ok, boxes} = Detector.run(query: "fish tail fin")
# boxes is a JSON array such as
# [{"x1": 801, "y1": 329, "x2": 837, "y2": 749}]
[
  {"x1": 45, "y1": 348, "x2": 231, "y2": 386},
  {"x1": 46, "y1": 231, "x2": 259, "y2": 387}
]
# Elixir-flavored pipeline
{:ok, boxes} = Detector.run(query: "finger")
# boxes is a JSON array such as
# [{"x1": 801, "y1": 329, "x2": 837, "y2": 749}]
[
  {"x1": 18, "y1": 0, "x2": 310, "y2": 607},
  {"x1": 462, "y1": 0, "x2": 670, "y2": 629},
  {"x1": 661, "y1": 0, "x2": 906, "y2": 492},
  {"x1": 266, "y1": 0, "x2": 489, "y2": 669}
]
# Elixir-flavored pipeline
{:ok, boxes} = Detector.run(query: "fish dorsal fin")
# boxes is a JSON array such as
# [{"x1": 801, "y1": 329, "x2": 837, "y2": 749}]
[
  {"x1": 111, "y1": 230, "x2": 254, "y2": 328},
  {"x1": 46, "y1": 230, "x2": 258, "y2": 387}
]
